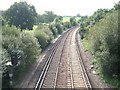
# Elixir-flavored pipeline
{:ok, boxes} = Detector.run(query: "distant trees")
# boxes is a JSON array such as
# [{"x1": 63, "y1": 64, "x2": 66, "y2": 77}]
[
  {"x1": 5, "y1": 2, "x2": 37, "y2": 30},
  {"x1": 76, "y1": 14, "x2": 81, "y2": 17},
  {"x1": 44, "y1": 11, "x2": 57, "y2": 22},
  {"x1": 92, "y1": 9, "x2": 109, "y2": 23},
  {"x1": 36, "y1": 11, "x2": 57, "y2": 24},
  {"x1": 54, "y1": 16, "x2": 63, "y2": 34},
  {"x1": 79, "y1": 9, "x2": 110, "y2": 39},
  {"x1": 34, "y1": 24, "x2": 53, "y2": 50},
  {"x1": 49, "y1": 16, "x2": 63, "y2": 37},
  {"x1": 1, "y1": 10, "x2": 7, "y2": 26},
  {"x1": 70, "y1": 17, "x2": 77, "y2": 26},
  {"x1": 114, "y1": 1, "x2": 120, "y2": 10}
]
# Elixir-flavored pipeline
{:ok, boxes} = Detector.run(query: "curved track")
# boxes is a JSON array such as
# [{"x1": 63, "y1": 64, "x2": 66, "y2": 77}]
[
  {"x1": 20, "y1": 26, "x2": 92, "y2": 90},
  {"x1": 34, "y1": 26, "x2": 92, "y2": 90},
  {"x1": 37, "y1": 27, "x2": 74, "y2": 89}
]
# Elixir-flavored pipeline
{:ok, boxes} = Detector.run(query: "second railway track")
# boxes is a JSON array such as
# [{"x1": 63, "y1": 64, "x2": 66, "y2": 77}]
[
  {"x1": 22, "y1": 26, "x2": 92, "y2": 90},
  {"x1": 35, "y1": 26, "x2": 92, "y2": 90}
]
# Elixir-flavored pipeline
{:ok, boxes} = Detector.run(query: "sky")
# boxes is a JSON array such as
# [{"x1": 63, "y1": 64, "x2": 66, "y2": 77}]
[{"x1": 0, "y1": 0, "x2": 119, "y2": 16}]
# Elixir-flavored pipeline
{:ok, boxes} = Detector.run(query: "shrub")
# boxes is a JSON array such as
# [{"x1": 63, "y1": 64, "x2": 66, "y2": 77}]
[
  {"x1": 1, "y1": 48, "x2": 10, "y2": 74},
  {"x1": 56, "y1": 24, "x2": 63, "y2": 34},
  {"x1": 21, "y1": 31, "x2": 41, "y2": 65},
  {"x1": 79, "y1": 27, "x2": 88, "y2": 39},
  {"x1": 62, "y1": 22, "x2": 71, "y2": 29},
  {"x1": 1, "y1": 48, "x2": 11, "y2": 88},
  {"x1": 2, "y1": 25, "x2": 23, "y2": 65},
  {"x1": 34, "y1": 30, "x2": 49, "y2": 49},
  {"x1": 34, "y1": 24, "x2": 53, "y2": 50},
  {"x1": 49, "y1": 24, "x2": 58, "y2": 37},
  {"x1": 89, "y1": 11, "x2": 119, "y2": 77},
  {"x1": 2, "y1": 25, "x2": 41, "y2": 85}
]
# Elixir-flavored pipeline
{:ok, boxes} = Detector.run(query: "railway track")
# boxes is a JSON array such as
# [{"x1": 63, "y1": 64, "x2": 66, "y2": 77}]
[
  {"x1": 37, "y1": 28, "x2": 74, "y2": 89},
  {"x1": 66, "y1": 27, "x2": 87, "y2": 89},
  {"x1": 75, "y1": 28, "x2": 92, "y2": 89},
  {"x1": 27, "y1": 26, "x2": 92, "y2": 90},
  {"x1": 60, "y1": 26, "x2": 92, "y2": 89},
  {"x1": 34, "y1": 27, "x2": 75, "y2": 89}
]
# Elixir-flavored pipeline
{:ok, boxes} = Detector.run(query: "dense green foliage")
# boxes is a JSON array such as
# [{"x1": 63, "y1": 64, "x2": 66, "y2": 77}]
[
  {"x1": 49, "y1": 24, "x2": 58, "y2": 37},
  {"x1": 70, "y1": 17, "x2": 77, "y2": 26},
  {"x1": 89, "y1": 11, "x2": 119, "y2": 77},
  {"x1": 1, "y1": 48, "x2": 11, "y2": 87},
  {"x1": 2, "y1": 25, "x2": 40, "y2": 87},
  {"x1": 79, "y1": 9, "x2": 109, "y2": 39},
  {"x1": 79, "y1": 3, "x2": 120, "y2": 88},
  {"x1": 2, "y1": 49, "x2": 10, "y2": 75},
  {"x1": 36, "y1": 11, "x2": 57, "y2": 24},
  {"x1": 34, "y1": 24, "x2": 53, "y2": 49},
  {"x1": 55, "y1": 24, "x2": 63, "y2": 34},
  {"x1": 49, "y1": 16, "x2": 70, "y2": 37},
  {"x1": 4, "y1": 2, "x2": 37, "y2": 30}
]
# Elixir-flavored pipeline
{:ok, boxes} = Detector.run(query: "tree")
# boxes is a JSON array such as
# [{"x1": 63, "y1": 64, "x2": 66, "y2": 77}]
[
  {"x1": 114, "y1": 1, "x2": 120, "y2": 10},
  {"x1": 90, "y1": 9, "x2": 109, "y2": 24},
  {"x1": 77, "y1": 14, "x2": 81, "y2": 17},
  {"x1": 0, "y1": 10, "x2": 7, "y2": 26},
  {"x1": 89, "y1": 11, "x2": 119, "y2": 77},
  {"x1": 44, "y1": 11, "x2": 57, "y2": 23},
  {"x1": 70, "y1": 17, "x2": 77, "y2": 26},
  {"x1": 35, "y1": 11, "x2": 57, "y2": 24},
  {"x1": 5, "y1": 2, "x2": 37, "y2": 30},
  {"x1": 36, "y1": 14, "x2": 45, "y2": 24}
]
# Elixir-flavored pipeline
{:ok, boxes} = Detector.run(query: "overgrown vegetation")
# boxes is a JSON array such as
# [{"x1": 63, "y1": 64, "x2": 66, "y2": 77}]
[
  {"x1": 2, "y1": 25, "x2": 40, "y2": 87},
  {"x1": 79, "y1": 2, "x2": 120, "y2": 89},
  {"x1": 34, "y1": 24, "x2": 53, "y2": 50},
  {"x1": 89, "y1": 11, "x2": 120, "y2": 88}
]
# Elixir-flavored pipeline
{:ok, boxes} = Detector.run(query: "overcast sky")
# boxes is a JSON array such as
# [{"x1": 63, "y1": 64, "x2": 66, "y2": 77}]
[{"x1": 0, "y1": 0, "x2": 119, "y2": 16}]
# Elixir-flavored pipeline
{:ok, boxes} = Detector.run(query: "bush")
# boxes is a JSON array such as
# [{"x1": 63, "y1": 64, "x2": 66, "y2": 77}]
[
  {"x1": 1, "y1": 48, "x2": 10, "y2": 74},
  {"x1": 21, "y1": 32, "x2": 41, "y2": 65},
  {"x1": 1, "y1": 48, "x2": 11, "y2": 88},
  {"x1": 34, "y1": 30, "x2": 49, "y2": 49},
  {"x1": 89, "y1": 11, "x2": 119, "y2": 77},
  {"x1": 56, "y1": 24, "x2": 63, "y2": 34},
  {"x1": 13, "y1": 31, "x2": 40, "y2": 83},
  {"x1": 79, "y1": 28, "x2": 88, "y2": 39},
  {"x1": 2, "y1": 25, "x2": 23, "y2": 65},
  {"x1": 62, "y1": 22, "x2": 71, "y2": 29},
  {"x1": 34, "y1": 24, "x2": 53, "y2": 50},
  {"x1": 49, "y1": 24, "x2": 58, "y2": 37},
  {"x1": 2, "y1": 25, "x2": 41, "y2": 86}
]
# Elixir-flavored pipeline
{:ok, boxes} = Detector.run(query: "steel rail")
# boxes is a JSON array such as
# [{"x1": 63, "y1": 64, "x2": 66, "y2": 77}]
[
  {"x1": 75, "y1": 28, "x2": 92, "y2": 90},
  {"x1": 53, "y1": 29, "x2": 73, "y2": 90},
  {"x1": 34, "y1": 29, "x2": 71, "y2": 90}
]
